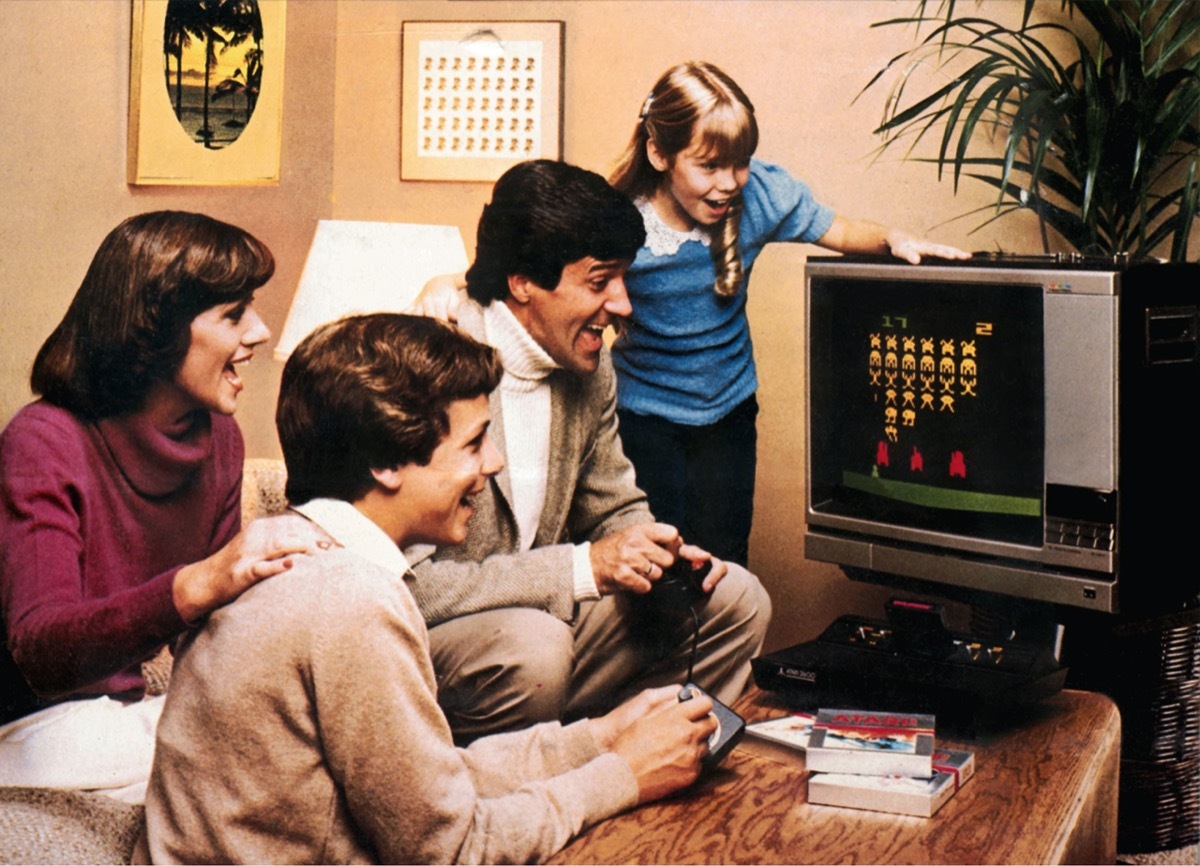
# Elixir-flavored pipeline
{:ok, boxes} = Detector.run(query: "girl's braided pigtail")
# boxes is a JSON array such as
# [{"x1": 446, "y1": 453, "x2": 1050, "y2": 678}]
[{"x1": 711, "y1": 197, "x2": 745, "y2": 297}]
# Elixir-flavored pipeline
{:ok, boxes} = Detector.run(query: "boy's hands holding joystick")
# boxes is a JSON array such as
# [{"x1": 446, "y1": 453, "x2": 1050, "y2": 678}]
[
  {"x1": 588, "y1": 686, "x2": 718, "y2": 803},
  {"x1": 677, "y1": 681, "x2": 746, "y2": 769}
]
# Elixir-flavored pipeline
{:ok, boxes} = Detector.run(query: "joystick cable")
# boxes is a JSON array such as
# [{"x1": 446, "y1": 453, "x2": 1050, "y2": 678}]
[
  {"x1": 674, "y1": 593, "x2": 747, "y2": 768},
  {"x1": 685, "y1": 604, "x2": 700, "y2": 684}
]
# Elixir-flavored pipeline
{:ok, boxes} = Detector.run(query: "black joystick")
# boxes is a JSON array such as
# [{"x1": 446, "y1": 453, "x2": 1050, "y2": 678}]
[
  {"x1": 652, "y1": 558, "x2": 712, "y2": 610},
  {"x1": 678, "y1": 681, "x2": 745, "y2": 769}
]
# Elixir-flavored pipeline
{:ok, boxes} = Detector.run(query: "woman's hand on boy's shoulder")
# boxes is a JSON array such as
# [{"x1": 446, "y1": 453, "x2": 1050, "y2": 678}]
[{"x1": 172, "y1": 515, "x2": 333, "y2": 624}]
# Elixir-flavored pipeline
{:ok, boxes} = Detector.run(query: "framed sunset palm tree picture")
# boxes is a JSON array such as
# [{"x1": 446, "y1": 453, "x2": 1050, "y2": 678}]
[{"x1": 128, "y1": 0, "x2": 286, "y2": 185}]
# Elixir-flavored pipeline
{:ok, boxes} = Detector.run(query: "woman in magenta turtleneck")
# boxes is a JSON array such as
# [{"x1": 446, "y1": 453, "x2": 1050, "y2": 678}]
[{"x1": 0, "y1": 212, "x2": 320, "y2": 802}]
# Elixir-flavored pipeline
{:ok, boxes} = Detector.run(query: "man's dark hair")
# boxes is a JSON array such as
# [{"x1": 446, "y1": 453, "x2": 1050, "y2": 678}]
[
  {"x1": 465, "y1": 159, "x2": 646, "y2": 304},
  {"x1": 31, "y1": 211, "x2": 274, "y2": 419},
  {"x1": 277, "y1": 313, "x2": 503, "y2": 505}
]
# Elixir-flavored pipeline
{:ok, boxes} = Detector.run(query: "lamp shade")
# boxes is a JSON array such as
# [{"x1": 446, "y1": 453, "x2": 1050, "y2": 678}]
[{"x1": 274, "y1": 220, "x2": 469, "y2": 360}]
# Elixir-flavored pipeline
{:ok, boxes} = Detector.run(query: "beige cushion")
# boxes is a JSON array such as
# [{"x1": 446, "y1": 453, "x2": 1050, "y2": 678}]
[
  {"x1": 240, "y1": 458, "x2": 288, "y2": 527},
  {"x1": 0, "y1": 787, "x2": 141, "y2": 865}
]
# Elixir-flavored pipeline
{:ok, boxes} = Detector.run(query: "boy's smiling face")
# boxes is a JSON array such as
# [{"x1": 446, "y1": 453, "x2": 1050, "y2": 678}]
[{"x1": 395, "y1": 395, "x2": 503, "y2": 547}]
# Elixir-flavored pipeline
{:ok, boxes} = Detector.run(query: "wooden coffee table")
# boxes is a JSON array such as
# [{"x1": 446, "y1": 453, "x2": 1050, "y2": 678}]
[{"x1": 551, "y1": 688, "x2": 1119, "y2": 865}]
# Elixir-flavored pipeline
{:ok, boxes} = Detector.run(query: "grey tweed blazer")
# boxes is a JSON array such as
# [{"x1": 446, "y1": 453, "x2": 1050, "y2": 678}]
[{"x1": 405, "y1": 299, "x2": 652, "y2": 626}]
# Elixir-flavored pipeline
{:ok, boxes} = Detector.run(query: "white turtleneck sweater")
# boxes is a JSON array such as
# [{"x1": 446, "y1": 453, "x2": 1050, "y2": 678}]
[{"x1": 483, "y1": 302, "x2": 599, "y2": 600}]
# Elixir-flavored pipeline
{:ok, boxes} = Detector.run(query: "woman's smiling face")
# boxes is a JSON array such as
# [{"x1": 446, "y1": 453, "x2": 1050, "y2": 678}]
[{"x1": 171, "y1": 299, "x2": 271, "y2": 416}]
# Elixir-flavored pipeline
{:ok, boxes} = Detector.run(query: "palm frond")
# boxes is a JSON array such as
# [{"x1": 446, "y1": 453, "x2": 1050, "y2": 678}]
[{"x1": 863, "y1": 0, "x2": 1200, "y2": 261}]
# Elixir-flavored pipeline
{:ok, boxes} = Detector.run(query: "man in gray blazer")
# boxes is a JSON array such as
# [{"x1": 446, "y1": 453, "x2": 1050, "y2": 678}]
[{"x1": 407, "y1": 160, "x2": 771, "y2": 741}]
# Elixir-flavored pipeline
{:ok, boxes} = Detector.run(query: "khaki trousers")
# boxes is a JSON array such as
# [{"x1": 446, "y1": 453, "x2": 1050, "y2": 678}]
[{"x1": 429, "y1": 563, "x2": 770, "y2": 742}]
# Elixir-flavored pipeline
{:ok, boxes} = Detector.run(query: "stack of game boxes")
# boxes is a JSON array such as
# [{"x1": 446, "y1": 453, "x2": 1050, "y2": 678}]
[{"x1": 743, "y1": 708, "x2": 974, "y2": 818}]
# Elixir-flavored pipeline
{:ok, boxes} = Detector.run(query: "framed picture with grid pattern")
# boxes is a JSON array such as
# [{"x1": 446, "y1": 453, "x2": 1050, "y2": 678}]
[{"x1": 401, "y1": 20, "x2": 563, "y2": 181}]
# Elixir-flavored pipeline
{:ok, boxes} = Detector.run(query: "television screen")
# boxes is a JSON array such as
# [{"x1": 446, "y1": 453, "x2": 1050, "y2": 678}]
[{"x1": 809, "y1": 277, "x2": 1045, "y2": 548}]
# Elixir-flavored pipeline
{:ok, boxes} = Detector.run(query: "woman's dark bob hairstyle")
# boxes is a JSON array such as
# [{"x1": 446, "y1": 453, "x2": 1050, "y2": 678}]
[{"x1": 31, "y1": 211, "x2": 274, "y2": 418}]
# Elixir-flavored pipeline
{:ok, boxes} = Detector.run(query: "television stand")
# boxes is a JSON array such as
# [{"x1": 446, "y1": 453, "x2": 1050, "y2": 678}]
[{"x1": 751, "y1": 598, "x2": 1067, "y2": 730}]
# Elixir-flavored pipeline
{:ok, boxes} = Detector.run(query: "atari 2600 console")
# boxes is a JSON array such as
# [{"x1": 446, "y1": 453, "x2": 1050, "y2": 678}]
[{"x1": 752, "y1": 599, "x2": 1067, "y2": 726}]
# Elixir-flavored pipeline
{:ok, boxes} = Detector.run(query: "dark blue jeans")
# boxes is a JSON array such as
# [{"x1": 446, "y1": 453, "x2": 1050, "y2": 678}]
[{"x1": 617, "y1": 395, "x2": 758, "y2": 567}]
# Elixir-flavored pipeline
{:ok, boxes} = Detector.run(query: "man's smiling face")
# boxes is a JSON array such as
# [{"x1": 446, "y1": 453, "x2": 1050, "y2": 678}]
[{"x1": 506, "y1": 256, "x2": 633, "y2": 376}]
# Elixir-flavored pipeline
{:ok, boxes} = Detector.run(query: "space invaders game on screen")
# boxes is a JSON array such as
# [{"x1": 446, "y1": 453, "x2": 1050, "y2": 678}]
[{"x1": 809, "y1": 277, "x2": 1045, "y2": 546}]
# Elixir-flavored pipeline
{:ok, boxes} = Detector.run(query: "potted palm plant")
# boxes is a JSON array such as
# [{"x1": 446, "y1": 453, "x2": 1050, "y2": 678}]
[{"x1": 863, "y1": 0, "x2": 1199, "y2": 261}]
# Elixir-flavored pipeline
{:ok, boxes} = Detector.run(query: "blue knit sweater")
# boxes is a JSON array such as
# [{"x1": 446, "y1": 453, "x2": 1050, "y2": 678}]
[{"x1": 612, "y1": 160, "x2": 835, "y2": 425}]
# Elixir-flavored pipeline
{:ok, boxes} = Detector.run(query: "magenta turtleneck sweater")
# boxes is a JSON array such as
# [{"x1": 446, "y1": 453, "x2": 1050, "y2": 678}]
[{"x1": 0, "y1": 400, "x2": 243, "y2": 722}]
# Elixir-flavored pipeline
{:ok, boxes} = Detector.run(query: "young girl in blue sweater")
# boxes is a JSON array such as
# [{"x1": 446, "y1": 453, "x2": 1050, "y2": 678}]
[{"x1": 609, "y1": 61, "x2": 967, "y2": 566}]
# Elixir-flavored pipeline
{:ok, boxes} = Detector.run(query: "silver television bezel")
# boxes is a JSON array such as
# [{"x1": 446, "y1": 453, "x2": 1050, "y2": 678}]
[{"x1": 803, "y1": 260, "x2": 1121, "y2": 612}]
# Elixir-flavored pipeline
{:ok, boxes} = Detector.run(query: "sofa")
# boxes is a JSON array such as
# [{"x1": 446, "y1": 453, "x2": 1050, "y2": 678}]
[{"x1": 0, "y1": 459, "x2": 289, "y2": 864}]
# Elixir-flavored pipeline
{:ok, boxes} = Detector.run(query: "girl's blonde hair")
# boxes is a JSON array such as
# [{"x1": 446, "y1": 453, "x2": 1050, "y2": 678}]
[{"x1": 611, "y1": 62, "x2": 758, "y2": 297}]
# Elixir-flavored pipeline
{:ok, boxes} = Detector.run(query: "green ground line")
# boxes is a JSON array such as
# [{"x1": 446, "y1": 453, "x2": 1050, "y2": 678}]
[{"x1": 844, "y1": 470, "x2": 1041, "y2": 517}]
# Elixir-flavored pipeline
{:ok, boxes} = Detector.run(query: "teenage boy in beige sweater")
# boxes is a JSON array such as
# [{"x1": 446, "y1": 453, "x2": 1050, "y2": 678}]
[{"x1": 139, "y1": 314, "x2": 716, "y2": 864}]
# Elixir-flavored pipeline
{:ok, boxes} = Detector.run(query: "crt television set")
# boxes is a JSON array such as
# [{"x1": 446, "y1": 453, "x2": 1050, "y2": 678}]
[{"x1": 803, "y1": 254, "x2": 1199, "y2": 617}]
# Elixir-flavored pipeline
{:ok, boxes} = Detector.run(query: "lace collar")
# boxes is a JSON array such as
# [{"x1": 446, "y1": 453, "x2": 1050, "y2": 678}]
[{"x1": 636, "y1": 198, "x2": 710, "y2": 257}]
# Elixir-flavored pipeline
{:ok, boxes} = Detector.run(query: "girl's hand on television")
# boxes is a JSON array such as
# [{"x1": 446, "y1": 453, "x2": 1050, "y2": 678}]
[
  {"x1": 886, "y1": 229, "x2": 971, "y2": 264},
  {"x1": 818, "y1": 216, "x2": 969, "y2": 264}
]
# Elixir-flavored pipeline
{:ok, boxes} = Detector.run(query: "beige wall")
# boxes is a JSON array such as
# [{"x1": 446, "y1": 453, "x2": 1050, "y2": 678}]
[
  {"x1": 1, "y1": 0, "x2": 1053, "y2": 650},
  {"x1": 0, "y1": 0, "x2": 338, "y2": 463},
  {"x1": 326, "y1": 1, "x2": 1051, "y2": 647}
]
